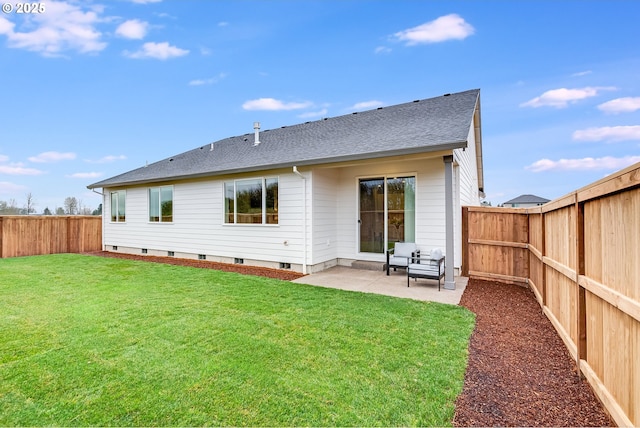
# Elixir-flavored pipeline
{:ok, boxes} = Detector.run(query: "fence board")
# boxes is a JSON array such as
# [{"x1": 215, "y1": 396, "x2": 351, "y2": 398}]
[
  {"x1": 0, "y1": 216, "x2": 101, "y2": 258},
  {"x1": 462, "y1": 160, "x2": 640, "y2": 426}
]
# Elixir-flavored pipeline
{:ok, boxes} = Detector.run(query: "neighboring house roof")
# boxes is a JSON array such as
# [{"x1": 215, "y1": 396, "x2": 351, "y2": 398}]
[
  {"x1": 88, "y1": 89, "x2": 481, "y2": 189},
  {"x1": 503, "y1": 194, "x2": 550, "y2": 205}
]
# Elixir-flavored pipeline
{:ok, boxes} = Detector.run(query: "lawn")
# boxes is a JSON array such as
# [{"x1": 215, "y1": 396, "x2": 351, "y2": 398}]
[{"x1": 0, "y1": 254, "x2": 475, "y2": 427}]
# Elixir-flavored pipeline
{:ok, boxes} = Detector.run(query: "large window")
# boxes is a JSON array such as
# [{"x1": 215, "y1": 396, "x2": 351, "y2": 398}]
[
  {"x1": 149, "y1": 186, "x2": 173, "y2": 223},
  {"x1": 110, "y1": 191, "x2": 126, "y2": 222},
  {"x1": 225, "y1": 178, "x2": 278, "y2": 224}
]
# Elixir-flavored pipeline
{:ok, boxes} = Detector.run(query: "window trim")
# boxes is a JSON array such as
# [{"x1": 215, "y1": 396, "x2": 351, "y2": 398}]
[
  {"x1": 148, "y1": 185, "x2": 174, "y2": 223},
  {"x1": 224, "y1": 177, "x2": 278, "y2": 226},
  {"x1": 110, "y1": 190, "x2": 126, "y2": 223}
]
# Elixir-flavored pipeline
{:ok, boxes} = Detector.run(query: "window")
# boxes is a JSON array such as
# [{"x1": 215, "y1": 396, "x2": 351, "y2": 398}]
[
  {"x1": 110, "y1": 191, "x2": 126, "y2": 222},
  {"x1": 149, "y1": 186, "x2": 173, "y2": 222},
  {"x1": 224, "y1": 178, "x2": 278, "y2": 224}
]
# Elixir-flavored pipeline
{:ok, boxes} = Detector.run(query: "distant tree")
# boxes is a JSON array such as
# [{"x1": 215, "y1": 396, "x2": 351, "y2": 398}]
[
  {"x1": 43, "y1": 207, "x2": 52, "y2": 215},
  {"x1": 92, "y1": 204, "x2": 102, "y2": 216},
  {"x1": 24, "y1": 192, "x2": 36, "y2": 215},
  {"x1": 64, "y1": 197, "x2": 78, "y2": 215},
  {"x1": 55, "y1": 207, "x2": 65, "y2": 215},
  {"x1": 0, "y1": 199, "x2": 20, "y2": 215},
  {"x1": 481, "y1": 200, "x2": 492, "y2": 207}
]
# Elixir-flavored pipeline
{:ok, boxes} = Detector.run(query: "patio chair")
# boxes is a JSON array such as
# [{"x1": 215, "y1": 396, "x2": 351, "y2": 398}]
[
  {"x1": 407, "y1": 248, "x2": 445, "y2": 290},
  {"x1": 386, "y1": 242, "x2": 420, "y2": 275}
]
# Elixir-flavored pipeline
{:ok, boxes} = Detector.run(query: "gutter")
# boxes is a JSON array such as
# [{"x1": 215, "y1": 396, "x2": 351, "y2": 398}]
[{"x1": 292, "y1": 166, "x2": 308, "y2": 275}]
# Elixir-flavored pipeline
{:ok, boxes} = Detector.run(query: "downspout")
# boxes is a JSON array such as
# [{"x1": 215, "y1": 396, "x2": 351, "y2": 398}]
[{"x1": 293, "y1": 166, "x2": 308, "y2": 274}]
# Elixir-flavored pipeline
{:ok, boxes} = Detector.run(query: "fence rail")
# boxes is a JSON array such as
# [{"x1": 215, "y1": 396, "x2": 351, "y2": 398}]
[
  {"x1": 462, "y1": 161, "x2": 640, "y2": 427},
  {"x1": 0, "y1": 216, "x2": 102, "y2": 258}
]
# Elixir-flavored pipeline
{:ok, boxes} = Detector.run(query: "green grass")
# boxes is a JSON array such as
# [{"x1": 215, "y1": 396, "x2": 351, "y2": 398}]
[{"x1": 0, "y1": 254, "x2": 475, "y2": 427}]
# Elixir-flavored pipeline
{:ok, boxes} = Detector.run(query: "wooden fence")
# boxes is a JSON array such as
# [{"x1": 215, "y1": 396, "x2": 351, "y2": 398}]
[
  {"x1": 0, "y1": 216, "x2": 102, "y2": 258},
  {"x1": 462, "y1": 162, "x2": 640, "y2": 427}
]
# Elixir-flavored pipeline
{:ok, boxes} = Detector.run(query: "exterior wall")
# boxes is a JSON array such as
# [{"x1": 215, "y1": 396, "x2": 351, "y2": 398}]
[
  {"x1": 453, "y1": 124, "x2": 482, "y2": 267},
  {"x1": 332, "y1": 156, "x2": 446, "y2": 264},
  {"x1": 310, "y1": 168, "x2": 339, "y2": 270},
  {"x1": 102, "y1": 153, "x2": 475, "y2": 274},
  {"x1": 103, "y1": 168, "x2": 307, "y2": 271}
]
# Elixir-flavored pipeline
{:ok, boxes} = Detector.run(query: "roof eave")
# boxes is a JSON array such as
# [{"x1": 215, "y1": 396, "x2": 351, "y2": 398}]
[{"x1": 87, "y1": 141, "x2": 466, "y2": 189}]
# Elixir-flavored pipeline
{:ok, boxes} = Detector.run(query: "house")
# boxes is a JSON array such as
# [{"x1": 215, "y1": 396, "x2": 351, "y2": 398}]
[
  {"x1": 88, "y1": 89, "x2": 484, "y2": 290},
  {"x1": 503, "y1": 194, "x2": 550, "y2": 208}
]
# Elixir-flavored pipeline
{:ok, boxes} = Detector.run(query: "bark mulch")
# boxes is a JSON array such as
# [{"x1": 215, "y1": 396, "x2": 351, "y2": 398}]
[
  {"x1": 83, "y1": 251, "x2": 305, "y2": 281},
  {"x1": 83, "y1": 252, "x2": 613, "y2": 426},
  {"x1": 454, "y1": 279, "x2": 613, "y2": 427}
]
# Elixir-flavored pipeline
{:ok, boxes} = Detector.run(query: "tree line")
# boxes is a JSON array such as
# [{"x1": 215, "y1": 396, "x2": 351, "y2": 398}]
[{"x1": 0, "y1": 193, "x2": 102, "y2": 216}]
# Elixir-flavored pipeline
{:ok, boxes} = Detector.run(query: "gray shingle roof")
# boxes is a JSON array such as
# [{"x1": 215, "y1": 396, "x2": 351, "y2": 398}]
[
  {"x1": 88, "y1": 89, "x2": 480, "y2": 189},
  {"x1": 503, "y1": 194, "x2": 550, "y2": 205}
]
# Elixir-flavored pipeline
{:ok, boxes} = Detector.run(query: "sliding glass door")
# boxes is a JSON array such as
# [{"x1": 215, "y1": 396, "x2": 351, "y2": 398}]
[{"x1": 359, "y1": 176, "x2": 415, "y2": 254}]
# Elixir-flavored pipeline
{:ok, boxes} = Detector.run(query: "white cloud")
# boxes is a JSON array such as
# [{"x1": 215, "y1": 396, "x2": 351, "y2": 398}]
[
  {"x1": 350, "y1": 100, "x2": 384, "y2": 111},
  {"x1": 0, "y1": 181, "x2": 28, "y2": 194},
  {"x1": 0, "y1": 154, "x2": 8, "y2": 163},
  {"x1": 572, "y1": 125, "x2": 640, "y2": 142},
  {"x1": 242, "y1": 98, "x2": 312, "y2": 111},
  {"x1": 598, "y1": 97, "x2": 640, "y2": 114},
  {"x1": 85, "y1": 155, "x2": 127, "y2": 164},
  {"x1": 526, "y1": 155, "x2": 640, "y2": 172},
  {"x1": 374, "y1": 46, "x2": 391, "y2": 54},
  {"x1": 392, "y1": 14, "x2": 475, "y2": 45},
  {"x1": 188, "y1": 73, "x2": 228, "y2": 86},
  {"x1": 0, "y1": 165, "x2": 45, "y2": 175},
  {"x1": 28, "y1": 151, "x2": 76, "y2": 163},
  {"x1": 125, "y1": 42, "x2": 189, "y2": 60},
  {"x1": 66, "y1": 172, "x2": 102, "y2": 179},
  {"x1": 299, "y1": 109, "x2": 328, "y2": 119},
  {"x1": 0, "y1": 1, "x2": 106, "y2": 57},
  {"x1": 572, "y1": 70, "x2": 592, "y2": 77},
  {"x1": 131, "y1": 0, "x2": 161, "y2": 3},
  {"x1": 520, "y1": 86, "x2": 616, "y2": 108},
  {"x1": 115, "y1": 19, "x2": 149, "y2": 39}
]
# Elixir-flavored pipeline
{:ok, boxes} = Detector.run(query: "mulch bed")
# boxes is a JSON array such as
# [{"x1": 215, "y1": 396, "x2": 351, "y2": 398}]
[
  {"x1": 454, "y1": 279, "x2": 613, "y2": 427},
  {"x1": 83, "y1": 252, "x2": 613, "y2": 426},
  {"x1": 82, "y1": 251, "x2": 305, "y2": 281}
]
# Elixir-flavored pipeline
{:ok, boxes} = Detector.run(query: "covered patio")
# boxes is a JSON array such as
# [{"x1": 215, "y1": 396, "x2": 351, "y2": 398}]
[{"x1": 292, "y1": 266, "x2": 468, "y2": 305}]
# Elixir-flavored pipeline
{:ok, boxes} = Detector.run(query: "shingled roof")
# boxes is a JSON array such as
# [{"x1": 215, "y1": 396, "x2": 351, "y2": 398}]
[
  {"x1": 88, "y1": 89, "x2": 481, "y2": 189},
  {"x1": 503, "y1": 194, "x2": 550, "y2": 205}
]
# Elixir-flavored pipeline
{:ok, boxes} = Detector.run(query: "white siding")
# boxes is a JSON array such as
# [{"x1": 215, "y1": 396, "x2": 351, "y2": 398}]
[
  {"x1": 103, "y1": 150, "x2": 476, "y2": 273},
  {"x1": 333, "y1": 156, "x2": 446, "y2": 263},
  {"x1": 452, "y1": 119, "x2": 482, "y2": 268},
  {"x1": 310, "y1": 168, "x2": 339, "y2": 266},
  {"x1": 103, "y1": 169, "x2": 306, "y2": 269}
]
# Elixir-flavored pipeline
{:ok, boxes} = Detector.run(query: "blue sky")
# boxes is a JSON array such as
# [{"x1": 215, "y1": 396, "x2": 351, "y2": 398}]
[{"x1": 1, "y1": 0, "x2": 639, "y2": 212}]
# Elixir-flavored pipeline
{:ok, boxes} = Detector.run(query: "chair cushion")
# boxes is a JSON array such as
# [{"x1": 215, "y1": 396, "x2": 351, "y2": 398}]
[
  {"x1": 430, "y1": 248, "x2": 443, "y2": 260},
  {"x1": 394, "y1": 242, "x2": 417, "y2": 258},
  {"x1": 389, "y1": 256, "x2": 409, "y2": 267}
]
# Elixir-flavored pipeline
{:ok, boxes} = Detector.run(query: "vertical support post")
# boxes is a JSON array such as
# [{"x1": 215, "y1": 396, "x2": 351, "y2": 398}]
[
  {"x1": 0, "y1": 217, "x2": 3, "y2": 258},
  {"x1": 443, "y1": 155, "x2": 455, "y2": 290}
]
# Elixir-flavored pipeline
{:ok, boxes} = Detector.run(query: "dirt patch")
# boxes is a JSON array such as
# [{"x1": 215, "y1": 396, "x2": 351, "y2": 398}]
[
  {"x1": 83, "y1": 251, "x2": 305, "y2": 281},
  {"x1": 453, "y1": 279, "x2": 613, "y2": 427}
]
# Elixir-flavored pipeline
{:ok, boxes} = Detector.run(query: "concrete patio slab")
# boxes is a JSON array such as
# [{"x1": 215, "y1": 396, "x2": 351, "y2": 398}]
[{"x1": 292, "y1": 266, "x2": 468, "y2": 305}]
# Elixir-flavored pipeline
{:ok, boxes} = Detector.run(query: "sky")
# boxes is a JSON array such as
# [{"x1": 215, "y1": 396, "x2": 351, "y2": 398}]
[{"x1": 1, "y1": 0, "x2": 639, "y2": 212}]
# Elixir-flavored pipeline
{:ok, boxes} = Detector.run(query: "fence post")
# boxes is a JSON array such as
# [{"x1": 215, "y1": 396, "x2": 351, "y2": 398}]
[
  {"x1": 461, "y1": 207, "x2": 469, "y2": 277},
  {"x1": 541, "y1": 209, "x2": 547, "y2": 306},
  {"x1": 0, "y1": 217, "x2": 3, "y2": 258},
  {"x1": 576, "y1": 200, "x2": 587, "y2": 371}
]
